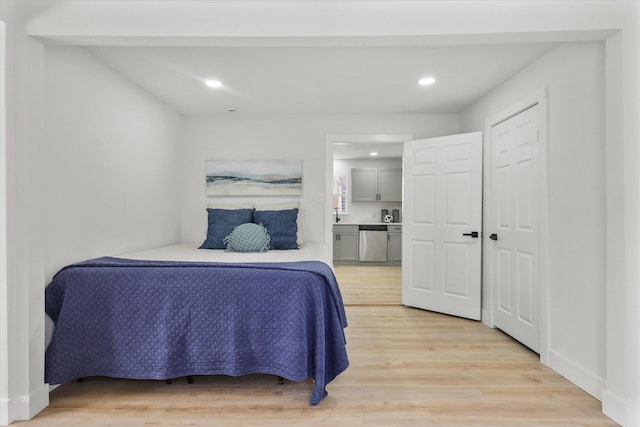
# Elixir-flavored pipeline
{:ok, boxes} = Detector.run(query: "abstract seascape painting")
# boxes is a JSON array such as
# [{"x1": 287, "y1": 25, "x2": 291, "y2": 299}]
[{"x1": 206, "y1": 159, "x2": 302, "y2": 196}]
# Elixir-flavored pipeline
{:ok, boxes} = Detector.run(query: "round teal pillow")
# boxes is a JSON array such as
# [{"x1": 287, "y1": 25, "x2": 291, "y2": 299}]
[{"x1": 223, "y1": 223, "x2": 270, "y2": 253}]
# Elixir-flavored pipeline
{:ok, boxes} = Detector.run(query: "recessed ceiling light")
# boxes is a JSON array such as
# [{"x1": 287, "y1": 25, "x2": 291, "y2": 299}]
[
  {"x1": 205, "y1": 80, "x2": 223, "y2": 88},
  {"x1": 370, "y1": 152, "x2": 379, "y2": 156},
  {"x1": 418, "y1": 77, "x2": 436, "y2": 86}
]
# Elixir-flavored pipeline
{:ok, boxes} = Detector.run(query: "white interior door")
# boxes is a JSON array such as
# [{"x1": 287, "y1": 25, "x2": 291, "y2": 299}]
[
  {"x1": 402, "y1": 132, "x2": 483, "y2": 320},
  {"x1": 489, "y1": 105, "x2": 540, "y2": 352}
]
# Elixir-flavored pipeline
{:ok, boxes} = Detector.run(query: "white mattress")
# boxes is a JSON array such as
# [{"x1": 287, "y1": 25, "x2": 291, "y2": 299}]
[
  {"x1": 45, "y1": 243, "x2": 331, "y2": 350},
  {"x1": 120, "y1": 242, "x2": 333, "y2": 266}
]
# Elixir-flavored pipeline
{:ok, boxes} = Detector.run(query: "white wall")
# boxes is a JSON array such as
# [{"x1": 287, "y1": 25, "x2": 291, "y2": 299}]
[
  {"x1": 43, "y1": 46, "x2": 183, "y2": 279},
  {"x1": 333, "y1": 157, "x2": 402, "y2": 224},
  {"x1": 460, "y1": 42, "x2": 606, "y2": 398},
  {"x1": 181, "y1": 114, "x2": 459, "y2": 244},
  {"x1": 0, "y1": 2, "x2": 52, "y2": 422},
  {"x1": 0, "y1": 3, "x2": 19, "y2": 424}
]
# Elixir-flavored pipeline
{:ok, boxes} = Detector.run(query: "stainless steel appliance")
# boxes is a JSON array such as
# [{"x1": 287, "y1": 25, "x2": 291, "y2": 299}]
[
  {"x1": 392, "y1": 209, "x2": 400, "y2": 223},
  {"x1": 358, "y1": 225, "x2": 388, "y2": 262}
]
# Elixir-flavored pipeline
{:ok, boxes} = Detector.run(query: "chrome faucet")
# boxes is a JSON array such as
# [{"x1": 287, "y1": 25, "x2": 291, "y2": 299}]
[{"x1": 335, "y1": 208, "x2": 341, "y2": 223}]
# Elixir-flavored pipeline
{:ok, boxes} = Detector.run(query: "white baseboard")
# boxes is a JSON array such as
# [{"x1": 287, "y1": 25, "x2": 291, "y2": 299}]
[
  {"x1": 0, "y1": 383, "x2": 49, "y2": 425},
  {"x1": 602, "y1": 390, "x2": 627, "y2": 426},
  {"x1": 548, "y1": 349, "x2": 605, "y2": 400},
  {"x1": 29, "y1": 383, "x2": 49, "y2": 419},
  {"x1": 0, "y1": 397, "x2": 14, "y2": 426}
]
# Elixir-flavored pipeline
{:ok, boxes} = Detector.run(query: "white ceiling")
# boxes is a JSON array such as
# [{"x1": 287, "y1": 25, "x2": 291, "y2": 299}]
[
  {"x1": 86, "y1": 42, "x2": 559, "y2": 158},
  {"x1": 87, "y1": 43, "x2": 557, "y2": 116}
]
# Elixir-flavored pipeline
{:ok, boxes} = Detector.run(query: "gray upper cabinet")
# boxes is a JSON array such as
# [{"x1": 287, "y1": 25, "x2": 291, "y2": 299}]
[
  {"x1": 351, "y1": 168, "x2": 402, "y2": 202},
  {"x1": 378, "y1": 169, "x2": 402, "y2": 201},
  {"x1": 351, "y1": 168, "x2": 379, "y2": 201}
]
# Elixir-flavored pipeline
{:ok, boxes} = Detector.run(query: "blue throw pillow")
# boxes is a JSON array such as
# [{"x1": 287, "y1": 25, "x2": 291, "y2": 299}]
[
  {"x1": 199, "y1": 208, "x2": 254, "y2": 249},
  {"x1": 224, "y1": 223, "x2": 270, "y2": 253},
  {"x1": 252, "y1": 208, "x2": 299, "y2": 250}
]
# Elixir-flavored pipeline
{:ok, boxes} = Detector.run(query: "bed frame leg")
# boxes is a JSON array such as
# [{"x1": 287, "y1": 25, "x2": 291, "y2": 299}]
[
  {"x1": 165, "y1": 379, "x2": 173, "y2": 385},
  {"x1": 187, "y1": 375, "x2": 194, "y2": 384},
  {"x1": 277, "y1": 376, "x2": 284, "y2": 385}
]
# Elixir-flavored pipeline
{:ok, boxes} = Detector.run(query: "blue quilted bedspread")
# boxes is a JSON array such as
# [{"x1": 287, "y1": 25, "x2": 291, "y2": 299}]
[{"x1": 45, "y1": 257, "x2": 349, "y2": 405}]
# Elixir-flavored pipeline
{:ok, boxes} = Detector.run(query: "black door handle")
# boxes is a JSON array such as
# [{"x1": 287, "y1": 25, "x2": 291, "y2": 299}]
[
  {"x1": 489, "y1": 233, "x2": 498, "y2": 241},
  {"x1": 462, "y1": 231, "x2": 479, "y2": 238}
]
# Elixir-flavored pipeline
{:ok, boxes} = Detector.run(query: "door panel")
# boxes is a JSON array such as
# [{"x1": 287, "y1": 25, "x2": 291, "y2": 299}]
[
  {"x1": 446, "y1": 172, "x2": 471, "y2": 225},
  {"x1": 444, "y1": 242, "x2": 470, "y2": 297},
  {"x1": 517, "y1": 251, "x2": 534, "y2": 324},
  {"x1": 413, "y1": 175, "x2": 435, "y2": 223},
  {"x1": 517, "y1": 160, "x2": 533, "y2": 230},
  {"x1": 498, "y1": 248, "x2": 511, "y2": 312},
  {"x1": 412, "y1": 241, "x2": 435, "y2": 291},
  {"x1": 490, "y1": 105, "x2": 540, "y2": 352},
  {"x1": 497, "y1": 165, "x2": 511, "y2": 228},
  {"x1": 402, "y1": 132, "x2": 483, "y2": 320}
]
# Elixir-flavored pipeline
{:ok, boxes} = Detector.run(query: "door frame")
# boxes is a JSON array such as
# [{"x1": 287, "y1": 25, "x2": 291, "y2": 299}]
[
  {"x1": 324, "y1": 134, "x2": 413, "y2": 253},
  {"x1": 482, "y1": 88, "x2": 550, "y2": 365},
  {"x1": 0, "y1": 19, "x2": 10, "y2": 425}
]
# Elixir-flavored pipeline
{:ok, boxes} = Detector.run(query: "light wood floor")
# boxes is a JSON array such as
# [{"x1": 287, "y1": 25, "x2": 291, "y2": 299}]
[{"x1": 17, "y1": 266, "x2": 618, "y2": 426}]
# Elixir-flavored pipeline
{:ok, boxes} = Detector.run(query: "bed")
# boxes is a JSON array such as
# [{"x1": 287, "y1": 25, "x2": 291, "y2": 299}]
[{"x1": 44, "y1": 241, "x2": 349, "y2": 405}]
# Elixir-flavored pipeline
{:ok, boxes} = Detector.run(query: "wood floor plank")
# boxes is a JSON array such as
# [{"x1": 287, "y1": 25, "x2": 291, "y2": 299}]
[{"x1": 17, "y1": 266, "x2": 618, "y2": 426}]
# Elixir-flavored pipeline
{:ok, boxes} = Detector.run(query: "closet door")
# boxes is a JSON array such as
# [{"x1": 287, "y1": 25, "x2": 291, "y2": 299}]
[{"x1": 489, "y1": 105, "x2": 540, "y2": 352}]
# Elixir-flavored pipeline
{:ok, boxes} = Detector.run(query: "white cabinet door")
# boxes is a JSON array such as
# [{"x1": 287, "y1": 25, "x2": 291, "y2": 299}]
[{"x1": 402, "y1": 132, "x2": 483, "y2": 320}]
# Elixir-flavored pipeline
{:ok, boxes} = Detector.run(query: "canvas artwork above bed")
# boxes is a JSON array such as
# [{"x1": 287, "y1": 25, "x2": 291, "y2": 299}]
[{"x1": 205, "y1": 159, "x2": 302, "y2": 196}]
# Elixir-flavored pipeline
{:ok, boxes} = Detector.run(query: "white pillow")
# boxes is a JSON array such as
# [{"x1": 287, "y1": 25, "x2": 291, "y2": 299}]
[{"x1": 254, "y1": 201, "x2": 303, "y2": 246}]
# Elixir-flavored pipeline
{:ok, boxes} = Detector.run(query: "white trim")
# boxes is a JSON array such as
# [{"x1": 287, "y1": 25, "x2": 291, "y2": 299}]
[
  {"x1": 481, "y1": 123, "x2": 493, "y2": 329},
  {"x1": 482, "y1": 88, "x2": 550, "y2": 365},
  {"x1": 602, "y1": 390, "x2": 627, "y2": 427},
  {"x1": 548, "y1": 349, "x2": 606, "y2": 400},
  {"x1": 0, "y1": 19, "x2": 9, "y2": 427},
  {"x1": 27, "y1": 383, "x2": 49, "y2": 420},
  {"x1": 481, "y1": 308, "x2": 492, "y2": 328},
  {"x1": 324, "y1": 134, "x2": 413, "y2": 256},
  {"x1": 603, "y1": 30, "x2": 627, "y2": 426},
  {"x1": 0, "y1": 398, "x2": 17, "y2": 426},
  {"x1": 0, "y1": 383, "x2": 49, "y2": 425}
]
